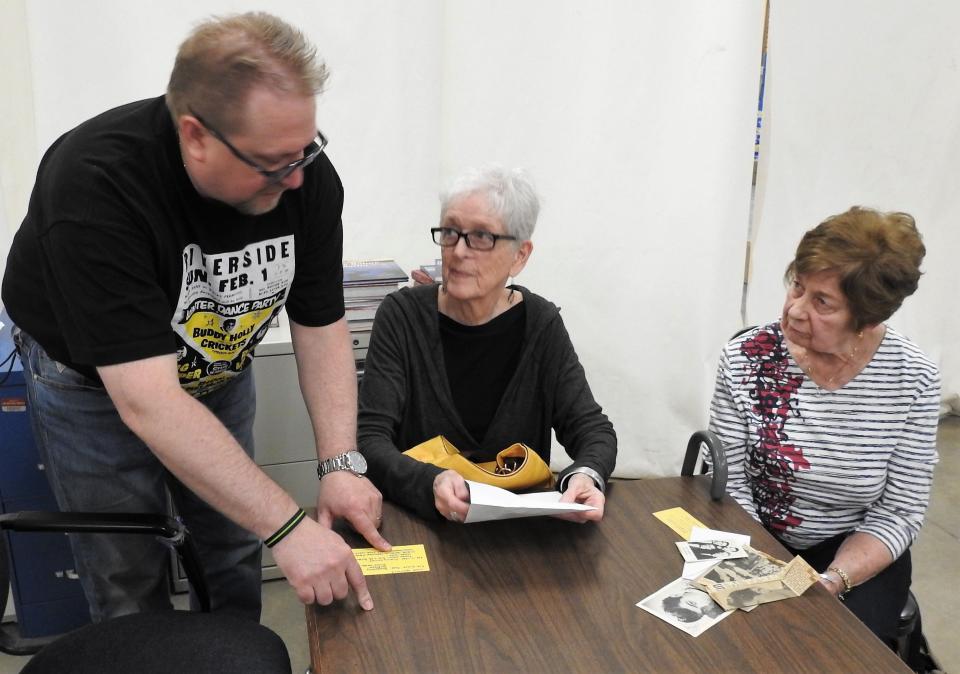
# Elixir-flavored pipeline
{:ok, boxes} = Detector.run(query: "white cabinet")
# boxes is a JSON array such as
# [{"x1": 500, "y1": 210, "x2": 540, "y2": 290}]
[{"x1": 252, "y1": 313, "x2": 318, "y2": 490}]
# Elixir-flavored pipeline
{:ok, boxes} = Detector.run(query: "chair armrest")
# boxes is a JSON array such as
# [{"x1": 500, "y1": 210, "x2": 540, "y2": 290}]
[
  {"x1": 681, "y1": 430, "x2": 728, "y2": 501},
  {"x1": 0, "y1": 511, "x2": 182, "y2": 537},
  {"x1": 0, "y1": 511, "x2": 210, "y2": 612}
]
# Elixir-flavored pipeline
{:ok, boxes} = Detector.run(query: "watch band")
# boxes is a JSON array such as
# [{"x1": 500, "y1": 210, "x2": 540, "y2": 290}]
[
  {"x1": 317, "y1": 450, "x2": 367, "y2": 479},
  {"x1": 559, "y1": 466, "x2": 605, "y2": 494},
  {"x1": 318, "y1": 454, "x2": 345, "y2": 477}
]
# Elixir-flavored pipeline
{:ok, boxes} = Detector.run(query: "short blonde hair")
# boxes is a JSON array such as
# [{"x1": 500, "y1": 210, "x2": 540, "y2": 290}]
[
  {"x1": 166, "y1": 12, "x2": 328, "y2": 134},
  {"x1": 786, "y1": 206, "x2": 926, "y2": 330}
]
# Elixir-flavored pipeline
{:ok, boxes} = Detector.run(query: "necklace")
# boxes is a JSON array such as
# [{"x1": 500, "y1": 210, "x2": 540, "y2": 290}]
[{"x1": 795, "y1": 331, "x2": 864, "y2": 393}]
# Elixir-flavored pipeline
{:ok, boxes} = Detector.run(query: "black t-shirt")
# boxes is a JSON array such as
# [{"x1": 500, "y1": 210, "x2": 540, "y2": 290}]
[
  {"x1": 438, "y1": 301, "x2": 526, "y2": 443},
  {"x1": 2, "y1": 96, "x2": 345, "y2": 396}
]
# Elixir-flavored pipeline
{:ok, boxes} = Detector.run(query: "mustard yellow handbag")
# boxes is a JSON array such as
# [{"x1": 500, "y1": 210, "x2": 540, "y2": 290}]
[{"x1": 403, "y1": 435, "x2": 555, "y2": 491}]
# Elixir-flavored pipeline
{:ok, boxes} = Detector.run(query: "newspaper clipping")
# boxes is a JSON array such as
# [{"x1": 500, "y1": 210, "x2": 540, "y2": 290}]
[{"x1": 694, "y1": 546, "x2": 819, "y2": 612}]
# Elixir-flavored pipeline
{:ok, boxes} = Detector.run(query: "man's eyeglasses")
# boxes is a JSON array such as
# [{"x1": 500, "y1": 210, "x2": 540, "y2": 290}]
[
  {"x1": 431, "y1": 227, "x2": 517, "y2": 251},
  {"x1": 189, "y1": 109, "x2": 327, "y2": 184}
]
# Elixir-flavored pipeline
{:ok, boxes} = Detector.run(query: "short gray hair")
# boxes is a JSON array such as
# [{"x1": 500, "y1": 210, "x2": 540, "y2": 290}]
[{"x1": 440, "y1": 165, "x2": 540, "y2": 241}]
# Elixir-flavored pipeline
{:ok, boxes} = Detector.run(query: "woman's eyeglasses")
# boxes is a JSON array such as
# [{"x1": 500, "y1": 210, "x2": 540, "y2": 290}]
[{"x1": 431, "y1": 227, "x2": 517, "y2": 251}]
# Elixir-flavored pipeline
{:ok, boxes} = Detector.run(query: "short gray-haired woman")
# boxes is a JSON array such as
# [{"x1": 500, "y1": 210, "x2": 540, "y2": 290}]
[{"x1": 359, "y1": 166, "x2": 617, "y2": 522}]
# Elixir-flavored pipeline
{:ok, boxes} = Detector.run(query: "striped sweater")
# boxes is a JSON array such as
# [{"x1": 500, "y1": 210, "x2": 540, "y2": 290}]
[{"x1": 708, "y1": 322, "x2": 940, "y2": 559}]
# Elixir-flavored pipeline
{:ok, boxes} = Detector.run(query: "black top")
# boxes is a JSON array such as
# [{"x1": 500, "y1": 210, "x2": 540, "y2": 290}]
[
  {"x1": 358, "y1": 284, "x2": 617, "y2": 519},
  {"x1": 2, "y1": 96, "x2": 345, "y2": 395},
  {"x1": 439, "y1": 301, "x2": 526, "y2": 442}
]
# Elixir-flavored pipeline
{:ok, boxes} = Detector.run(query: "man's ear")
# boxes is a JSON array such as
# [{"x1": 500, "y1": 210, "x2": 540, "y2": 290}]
[{"x1": 178, "y1": 115, "x2": 209, "y2": 163}]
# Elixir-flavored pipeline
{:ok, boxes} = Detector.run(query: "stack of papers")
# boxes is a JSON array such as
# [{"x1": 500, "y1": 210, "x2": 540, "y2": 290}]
[
  {"x1": 637, "y1": 521, "x2": 819, "y2": 637},
  {"x1": 464, "y1": 481, "x2": 596, "y2": 523}
]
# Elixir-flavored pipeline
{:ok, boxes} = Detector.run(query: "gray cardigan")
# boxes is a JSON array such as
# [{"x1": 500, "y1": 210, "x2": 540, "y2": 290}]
[{"x1": 357, "y1": 284, "x2": 617, "y2": 519}]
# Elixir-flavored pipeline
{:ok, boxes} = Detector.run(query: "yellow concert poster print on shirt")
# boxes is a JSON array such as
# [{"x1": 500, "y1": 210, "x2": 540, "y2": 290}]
[{"x1": 172, "y1": 236, "x2": 295, "y2": 395}]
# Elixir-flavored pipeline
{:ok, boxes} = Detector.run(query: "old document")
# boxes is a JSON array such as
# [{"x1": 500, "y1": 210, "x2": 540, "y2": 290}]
[{"x1": 695, "y1": 546, "x2": 819, "y2": 611}]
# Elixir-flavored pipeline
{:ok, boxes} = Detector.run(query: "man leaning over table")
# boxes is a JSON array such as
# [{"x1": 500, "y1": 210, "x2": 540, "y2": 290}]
[{"x1": 1, "y1": 11, "x2": 389, "y2": 622}]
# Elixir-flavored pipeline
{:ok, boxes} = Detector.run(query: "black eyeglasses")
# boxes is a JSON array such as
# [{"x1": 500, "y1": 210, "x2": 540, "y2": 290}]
[
  {"x1": 189, "y1": 109, "x2": 327, "y2": 184},
  {"x1": 431, "y1": 227, "x2": 517, "y2": 251}
]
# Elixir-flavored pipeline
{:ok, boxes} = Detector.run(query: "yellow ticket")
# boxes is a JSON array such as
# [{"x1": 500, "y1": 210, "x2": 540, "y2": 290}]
[
  {"x1": 352, "y1": 544, "x2": 430, "y2": 576},
  {"x1": 653, "y1": 507, "x2": 707, "y2": 540}
]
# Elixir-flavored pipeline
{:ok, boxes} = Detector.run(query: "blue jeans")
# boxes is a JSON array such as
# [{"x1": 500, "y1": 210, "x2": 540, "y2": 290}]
[{"x1": 14, "y1": 329, "x2": 263, "y2": 622}]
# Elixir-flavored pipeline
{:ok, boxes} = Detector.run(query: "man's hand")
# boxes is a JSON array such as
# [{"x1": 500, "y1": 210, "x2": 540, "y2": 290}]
[
  {"x1": 433, "y1": 469, "x2": 470, "y2": 522},
  {"x1": 269, "y1": 516, "x2": 374, "y2": 609},
  {"x1": 316, "y1": 472, "x2": 391, "y2": 551},
  {"x1": 553, "y1": 473, "x2": 605, "y2": 523}
]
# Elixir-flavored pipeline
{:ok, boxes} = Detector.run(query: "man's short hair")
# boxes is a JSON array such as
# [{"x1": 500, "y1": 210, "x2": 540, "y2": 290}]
[{"x1": 166, "y1": 11, "x2": 328, "y2": 134}]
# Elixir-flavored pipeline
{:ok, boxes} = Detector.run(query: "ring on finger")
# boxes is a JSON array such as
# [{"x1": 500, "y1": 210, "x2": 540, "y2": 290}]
[{"x1": 449, "y1": 511, "x2": 460, "y2": 522}]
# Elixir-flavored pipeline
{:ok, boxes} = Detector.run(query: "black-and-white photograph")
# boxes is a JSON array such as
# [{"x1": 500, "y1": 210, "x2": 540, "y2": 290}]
[
  {"x1": 722, "y1": 584, "x2": 795, "y2": 610},
  {"x1": 676, "y1": 539, "x2": 748, "y2": 563},
  {"x1": 637, "y1": 578, "x2": 733, "y2": 637},
  {"x1": 696, "y1": 546, "x2": 785, "y2": 586}
]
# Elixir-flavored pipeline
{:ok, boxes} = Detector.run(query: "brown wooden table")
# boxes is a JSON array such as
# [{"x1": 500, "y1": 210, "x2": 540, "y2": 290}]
[{"x1": 306, "y1": 476, "x2": 909, "y2": 673}]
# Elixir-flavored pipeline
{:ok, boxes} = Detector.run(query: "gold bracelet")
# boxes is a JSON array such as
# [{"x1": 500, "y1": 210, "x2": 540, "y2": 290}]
[{"x1": 828, "y1": 566, "x2": 853, "y2": 596}]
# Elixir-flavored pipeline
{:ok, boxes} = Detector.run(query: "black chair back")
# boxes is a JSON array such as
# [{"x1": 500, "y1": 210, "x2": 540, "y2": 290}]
[{"x1": 680, "y1": 430, "x2": 727, "y2": 500}]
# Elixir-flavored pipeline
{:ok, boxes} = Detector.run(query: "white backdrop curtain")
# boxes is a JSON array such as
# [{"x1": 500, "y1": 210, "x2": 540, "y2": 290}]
[
  {"x1": 0, "y1": 0, "x2": 37, "y2": 275},
  {"x1": 30, "y1": 3, "x2": 960, "y2": 479},
  {"x1": 746, "y1": 0, "x2": 960, "y2": 413},
  {"x1": 439, "y1": 1, "x2": 763, "y2": 476}
]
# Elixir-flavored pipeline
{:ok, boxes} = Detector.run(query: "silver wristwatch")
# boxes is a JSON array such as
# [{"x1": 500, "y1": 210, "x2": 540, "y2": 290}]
[{"x1": 317, "y1": 450, "x2": 368, "y2": 479}]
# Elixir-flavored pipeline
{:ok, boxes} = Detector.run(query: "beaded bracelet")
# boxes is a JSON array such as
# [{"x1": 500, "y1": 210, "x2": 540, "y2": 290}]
[
  {"x1": 265, "y1": 508, "x2": 307, "y2": 548},
  {"x1": 827, "y1": 566, "x2": 853, "y2": 597}
]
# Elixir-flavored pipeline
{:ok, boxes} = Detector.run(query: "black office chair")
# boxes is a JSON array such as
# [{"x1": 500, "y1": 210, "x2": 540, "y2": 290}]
[
  {"x1": 897, "y1": 592, "x2": 920, "y2": 661},
  {"x1": 896, "y1": 592, "x2": 942, "y2": 673},
  {"x1": 680, "y1": 429, "x2": 727, "y2": 500},
  {"x1": 1, "y1": 511, "x2": 291, "y2": 673}
]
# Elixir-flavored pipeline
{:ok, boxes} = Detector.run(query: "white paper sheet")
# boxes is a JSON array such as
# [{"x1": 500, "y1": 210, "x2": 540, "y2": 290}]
[
  {"x1": 681, "y1": 527, "x2": 752, "y2": 580},
  {"x1": 463, "y1": 480, "x2": 596, "y2": 523}
]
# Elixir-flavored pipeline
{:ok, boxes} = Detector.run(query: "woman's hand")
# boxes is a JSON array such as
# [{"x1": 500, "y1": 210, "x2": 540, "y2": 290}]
[
  {"x1": 818, "y1": 571, "x2": 844, "y2": 598},
  {"x1": 411, "y1": 269, "x2": 435, "y2": 286},
  {"x1": 554, "y1": 473, "x2": 605, "y2": 523},
  {"x1": 433, "y1": 469, "x2": 470, "y2": 522}
]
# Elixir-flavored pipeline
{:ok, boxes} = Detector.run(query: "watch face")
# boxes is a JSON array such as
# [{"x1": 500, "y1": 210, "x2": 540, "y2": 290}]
[{"x1": 347, "y1": 450, "x2": 368, "y2": 475}]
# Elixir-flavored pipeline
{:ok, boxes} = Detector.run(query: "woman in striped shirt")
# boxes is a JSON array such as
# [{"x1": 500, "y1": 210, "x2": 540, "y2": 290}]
[{"x1": 709, "y1": 207, "x2": 940, "y2": 648}]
